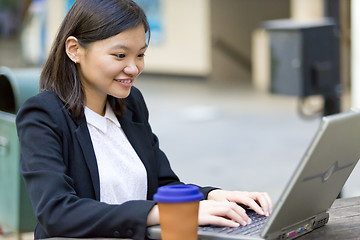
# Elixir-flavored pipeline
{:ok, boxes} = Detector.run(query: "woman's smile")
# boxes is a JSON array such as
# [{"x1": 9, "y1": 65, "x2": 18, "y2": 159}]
[{"x1": 114, "y1": 78, "x2": 134, "y2": 87}]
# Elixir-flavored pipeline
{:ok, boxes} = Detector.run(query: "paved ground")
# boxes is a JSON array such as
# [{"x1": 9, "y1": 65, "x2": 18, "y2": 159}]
[{"x1": 135, "y1": 74, "x2": 360, "y2": 203}]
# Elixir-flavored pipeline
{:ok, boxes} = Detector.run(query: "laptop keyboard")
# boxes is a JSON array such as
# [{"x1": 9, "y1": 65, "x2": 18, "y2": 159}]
[{"x1": 199, "y1": 210, "x2": 267, "y2": 236}]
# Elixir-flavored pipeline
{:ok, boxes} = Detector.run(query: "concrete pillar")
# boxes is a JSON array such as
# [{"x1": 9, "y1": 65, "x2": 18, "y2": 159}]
[
  {"x1": 351, "y1": 0, "x2": 360, "y2": 108},
  {"x1": 290, "y1": 0, "x2": 324, "y2": 20},
  {"x1": 45, "y1": 0, "x2": 66, "y2": 56}
]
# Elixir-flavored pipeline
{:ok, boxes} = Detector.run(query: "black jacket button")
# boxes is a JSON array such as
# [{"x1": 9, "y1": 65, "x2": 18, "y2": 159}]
[
  {"x1": 126, "y1": 229, "x2": 134, "y2": 237},
  {"x1": 113, "y1": 230, "x2": 121, "y2": 237}
]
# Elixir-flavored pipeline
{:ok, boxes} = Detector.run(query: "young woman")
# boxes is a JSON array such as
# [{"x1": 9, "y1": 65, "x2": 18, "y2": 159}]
[{"x1": 16, "y1": 0, "x2": 272, "y2": 239}]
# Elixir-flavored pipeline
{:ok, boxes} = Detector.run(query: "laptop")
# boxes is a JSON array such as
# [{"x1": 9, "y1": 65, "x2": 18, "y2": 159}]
[{"x1": 147, "y1": 109, "x2": 360, "y2": 240}]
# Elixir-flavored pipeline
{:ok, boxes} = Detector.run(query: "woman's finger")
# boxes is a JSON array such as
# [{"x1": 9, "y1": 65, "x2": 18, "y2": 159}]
[
  {"x1": 199, "y1": 200, "x2": 251, "y2": 227},
  {"x1": 247, "y1": 192, "x2": 273, "y2": 216},
  {"x1": 199, "y1": 215, "x2": 240, "y2": 228}
]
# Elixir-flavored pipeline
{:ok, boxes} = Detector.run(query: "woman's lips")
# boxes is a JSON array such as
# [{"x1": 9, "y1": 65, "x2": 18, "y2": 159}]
[{"x1": 115, "y1": 78, "x2": 133, "y2": 84}]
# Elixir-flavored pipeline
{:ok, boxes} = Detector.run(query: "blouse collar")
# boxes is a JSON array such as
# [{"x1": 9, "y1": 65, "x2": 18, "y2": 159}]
[{"x1": 84, "y1": 103, "x2": 121, "y2": 133}]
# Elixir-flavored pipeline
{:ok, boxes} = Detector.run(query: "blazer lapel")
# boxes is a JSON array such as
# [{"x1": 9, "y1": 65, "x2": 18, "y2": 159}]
[
  {"x1": 118, "y1": 110, "x2": 153, "y2": 180},
  {"x1": 74, "y1": 116, "x2": 101, "y2": 201}
]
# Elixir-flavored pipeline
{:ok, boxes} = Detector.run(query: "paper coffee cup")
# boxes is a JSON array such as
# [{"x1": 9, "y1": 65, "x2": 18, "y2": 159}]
[{"x1": 154, "y1": 185, "x2": 204, "y2": 240}]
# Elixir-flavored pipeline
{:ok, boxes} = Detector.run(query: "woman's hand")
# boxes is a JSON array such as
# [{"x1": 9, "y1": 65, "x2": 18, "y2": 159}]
[
  {"x1": 198, "y1": 200, "x2": 249, "y2": 227},
  {"x1": 147, "y1": 205, "x2": 160, "y2": 226},
  {"x1": 148, "y1": 200, "x2": 252, "y2": 228},
  {"x1": 198, "y1": 190, "x2": 272, "y2": 227},
  {"x1": 148, "y1": 190, "x2": 273, "y2": 228}
]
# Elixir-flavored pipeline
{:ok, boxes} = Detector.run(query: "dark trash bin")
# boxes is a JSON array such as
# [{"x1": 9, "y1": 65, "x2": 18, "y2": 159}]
[
  {"x1": 263, "y1": 18, "x2": 341, "y2": 116},
  {"x1": 0, "y1": 66, "x2": 40, "y2": 233},
  {"x1": 263, "y1": 18, "x2": 340, "y2": 98}
]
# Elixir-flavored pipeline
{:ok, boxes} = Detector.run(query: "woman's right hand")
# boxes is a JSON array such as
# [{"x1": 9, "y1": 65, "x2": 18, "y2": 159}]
[
  {"x1": 147, "y1": 200, "x2": 250, "y2": 228},
  {"x1": 198, "y1": 200, "x2": 253, "y2": 228}
]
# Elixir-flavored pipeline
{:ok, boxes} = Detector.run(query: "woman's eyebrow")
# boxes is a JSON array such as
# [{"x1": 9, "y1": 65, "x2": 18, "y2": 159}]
[{"x1": 111, "y1": 44, "x2": 148, "y2": 50}]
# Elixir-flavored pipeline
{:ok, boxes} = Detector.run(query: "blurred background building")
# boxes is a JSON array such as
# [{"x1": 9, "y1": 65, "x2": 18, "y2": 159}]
[
  {"x1": 0, "y1": 0, "x2": 358, "y2": 108},
  {"x1": 1, "y1": 0, "x2": 359, "y2": 238}
]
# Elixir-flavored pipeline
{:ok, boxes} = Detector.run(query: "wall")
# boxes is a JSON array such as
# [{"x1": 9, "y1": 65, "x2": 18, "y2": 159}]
[
  {"x1": 42, "y1": 0, "x2": 291, "y2": 80},
  {"x1": 210, "y1": 0, "x2": 290, "y2": 83},
  {"x1": 144, "y1": 0, "x2": 211, "y2": 76}
]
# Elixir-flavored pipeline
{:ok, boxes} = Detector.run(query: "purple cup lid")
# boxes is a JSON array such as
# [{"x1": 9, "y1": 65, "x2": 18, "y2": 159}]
[{"x1": 153, "y1": 185, "x2": 204, "y2": 203}]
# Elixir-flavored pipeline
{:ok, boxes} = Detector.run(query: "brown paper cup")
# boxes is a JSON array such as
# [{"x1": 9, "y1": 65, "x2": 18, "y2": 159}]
[
  {"x1": 154, "y1": 185, "x2": 204, "y2": 240},
  {"x1": 158, "y1": 201, "x2": 200, "y2": 240}
]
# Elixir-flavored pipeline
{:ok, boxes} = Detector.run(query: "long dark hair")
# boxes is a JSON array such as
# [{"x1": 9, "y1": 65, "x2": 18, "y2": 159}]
[{"x1": 40, "y1": 0, "x2": 150, "y2": 117}]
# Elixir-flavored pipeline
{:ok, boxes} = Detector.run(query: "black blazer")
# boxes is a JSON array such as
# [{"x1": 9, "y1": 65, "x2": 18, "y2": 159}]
[{"x1": 16, "y1": 87, "x2": 215, "y2": 240}]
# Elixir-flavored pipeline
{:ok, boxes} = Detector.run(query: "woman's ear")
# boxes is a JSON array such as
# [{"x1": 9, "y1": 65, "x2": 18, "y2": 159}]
[{"x1": 65, "y1": 36, "x2": 80, "y2": 64}]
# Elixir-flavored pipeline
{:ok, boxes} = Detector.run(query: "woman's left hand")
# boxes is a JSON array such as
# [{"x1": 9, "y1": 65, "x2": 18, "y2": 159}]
[{"x1": 207, "y1": 189, "x2": 273, "y2": 217}]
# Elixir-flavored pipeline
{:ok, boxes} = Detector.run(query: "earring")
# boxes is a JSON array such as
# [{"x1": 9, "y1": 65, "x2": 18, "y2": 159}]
[{"x1": 74, "y1": 59, "x2": 77, "y2": 64}]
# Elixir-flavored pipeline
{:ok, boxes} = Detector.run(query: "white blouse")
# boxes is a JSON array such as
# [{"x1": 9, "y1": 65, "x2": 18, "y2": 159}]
[{"x1": 84, "y1": 103, "x2": 148, "y2": 205}]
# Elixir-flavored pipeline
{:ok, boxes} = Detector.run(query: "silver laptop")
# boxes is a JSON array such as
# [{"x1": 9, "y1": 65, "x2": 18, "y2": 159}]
[{"x1": 147, "y1": 110, "x2": 360, "y2": 240}]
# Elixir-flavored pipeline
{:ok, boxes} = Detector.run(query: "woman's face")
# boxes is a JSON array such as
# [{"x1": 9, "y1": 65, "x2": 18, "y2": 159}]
[{"x1": 77, "y1": 24, "x2": 147, "y2": 107}]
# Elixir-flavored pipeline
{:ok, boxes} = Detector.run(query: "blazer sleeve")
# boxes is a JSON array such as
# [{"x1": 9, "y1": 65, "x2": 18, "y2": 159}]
[{"x1": 16, "y1": 92, "x2": 156, "y2": 240}]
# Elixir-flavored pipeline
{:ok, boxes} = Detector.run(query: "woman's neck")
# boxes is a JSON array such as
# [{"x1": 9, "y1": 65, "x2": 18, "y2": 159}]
[{"x1": 85, "y1": 94, "x2": 107, "y2": 116}]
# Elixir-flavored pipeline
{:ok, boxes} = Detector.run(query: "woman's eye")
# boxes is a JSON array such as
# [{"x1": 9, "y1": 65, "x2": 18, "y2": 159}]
[
  {"x1": 138, "y1": 53, "x2": 145, "y2": 58},
  {"x1": 115, "y1": 54, "x2": 126, "y2": 58}
]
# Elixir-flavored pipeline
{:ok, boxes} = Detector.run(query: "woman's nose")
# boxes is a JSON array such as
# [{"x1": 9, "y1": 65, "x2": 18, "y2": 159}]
[{"x1": 124, "y1": 61, "x2": 139, "y2": 77}]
